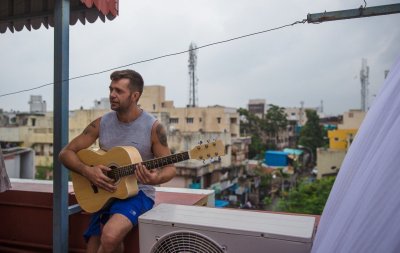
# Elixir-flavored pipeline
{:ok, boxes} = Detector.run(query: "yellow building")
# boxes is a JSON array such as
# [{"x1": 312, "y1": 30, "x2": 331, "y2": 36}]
[
  {"x1": 317, "y1": 109, "x2": 365, "y2": 178},
  {"x1": 327, "y1": 109, "x2": 365, "y2": 150},
  {"x1": 328, "y1": 129, "x2": 358, "y2": 150}
]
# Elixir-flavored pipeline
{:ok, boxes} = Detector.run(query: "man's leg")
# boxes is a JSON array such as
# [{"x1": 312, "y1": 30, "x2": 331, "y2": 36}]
[
  {"x1": 97, "y1": 213, "x2": 133, "y2": 253},
  {"x1": 86, "y1": 236, "x2": 100, "y2": 253}
]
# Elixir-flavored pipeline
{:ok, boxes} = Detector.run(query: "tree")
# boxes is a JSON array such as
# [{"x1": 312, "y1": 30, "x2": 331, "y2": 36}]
[
  {"x1": 298, "y1": 109, "x2": 324, "y2": 157},
  {"x1": 264, "y1": 105, "x2": 288, "y2": 148},
  {"x1": 238, "y1": 108, "x2": 266, "y2": 159},
  {"x1": 275, "y1": 176, "x2": 336, "y2": 215}
]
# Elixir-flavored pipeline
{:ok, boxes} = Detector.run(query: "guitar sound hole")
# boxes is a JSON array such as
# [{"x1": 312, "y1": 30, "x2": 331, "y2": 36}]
[
  {"x1": 91, "y1": 184, "x2": 99, "y2": 193},
  {"x1": 108, "y1": 165, "x2": 120, "y2": 184}
]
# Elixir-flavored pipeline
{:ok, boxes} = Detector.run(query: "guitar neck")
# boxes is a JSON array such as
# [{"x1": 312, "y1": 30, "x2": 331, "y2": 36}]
[{"x1": 110, "y1": 151, "x2": 190, "y2": 179}]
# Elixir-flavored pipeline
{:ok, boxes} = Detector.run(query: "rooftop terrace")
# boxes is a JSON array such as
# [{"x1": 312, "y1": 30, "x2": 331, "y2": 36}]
[{"x1": 0, "y1": 179, "x2": 319, "y2": 253}]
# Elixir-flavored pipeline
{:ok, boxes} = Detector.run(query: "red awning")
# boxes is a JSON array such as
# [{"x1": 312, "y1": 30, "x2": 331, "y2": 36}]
[
  {"x1": 81, "y1": 0, "x2": 118, "y2": 16},
  {"x1": 0, "y1": 0, "x2": 119, "y2": 33}
]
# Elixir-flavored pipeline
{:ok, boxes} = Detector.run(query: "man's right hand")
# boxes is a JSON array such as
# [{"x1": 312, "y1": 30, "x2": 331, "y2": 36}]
[{"x1": 83, "y1": 165, "x2": 117, "y2": 192}]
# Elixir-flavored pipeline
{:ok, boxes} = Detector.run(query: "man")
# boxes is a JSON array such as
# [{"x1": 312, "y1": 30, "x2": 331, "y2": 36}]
[{"x1": 59, "y1": 69, "x2": 176, "y2": 253}]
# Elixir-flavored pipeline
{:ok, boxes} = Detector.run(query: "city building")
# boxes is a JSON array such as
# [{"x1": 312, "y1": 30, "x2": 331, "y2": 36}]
[
  {"x1": 337, "y1": 109, "x2": 366, "y2": 129},
  {"x1": 316, "y1": 109, "x2": 366, "y2": 178},
  {"x1": 247, "y1": 99, "x2": 266, "y2": 118}
]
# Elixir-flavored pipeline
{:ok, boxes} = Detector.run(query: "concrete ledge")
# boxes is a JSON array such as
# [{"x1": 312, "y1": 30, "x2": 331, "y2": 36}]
[{"x1": 0, "y1": 179, "x2": 214, "y2": 252}]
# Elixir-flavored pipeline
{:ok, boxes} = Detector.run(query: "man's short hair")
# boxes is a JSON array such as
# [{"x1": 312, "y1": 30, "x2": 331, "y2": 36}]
[{"x1": 110, "y1": 69, "x2": 144, "y2": 94}]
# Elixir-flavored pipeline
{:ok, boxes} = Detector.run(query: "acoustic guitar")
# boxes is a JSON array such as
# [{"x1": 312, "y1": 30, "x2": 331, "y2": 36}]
[{"x1": 71, "y1": 140, "x2": 225, "y2": 213}]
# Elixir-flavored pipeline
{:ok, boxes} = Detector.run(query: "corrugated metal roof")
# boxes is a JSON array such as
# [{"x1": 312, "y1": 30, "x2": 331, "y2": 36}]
[{"x1": 0, "y1": 0, "x2": 118, "y2": 34}]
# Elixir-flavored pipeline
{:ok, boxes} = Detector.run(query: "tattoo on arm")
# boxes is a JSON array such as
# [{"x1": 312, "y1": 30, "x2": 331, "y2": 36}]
[
  {"x1": 83, "y1": 122, "x2": 96, "y2": 135},
  {"x1": 156, "y1": 124, "x2": 168, "y2": 147}
]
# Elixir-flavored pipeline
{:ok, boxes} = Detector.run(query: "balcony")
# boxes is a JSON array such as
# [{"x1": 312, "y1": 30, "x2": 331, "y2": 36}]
[
  {"x1": 0, "y1": 178, "x2": 319, "y2": 253},
  {"x1": 0, "y1": 179, "x2": 215, "y2": 252}
]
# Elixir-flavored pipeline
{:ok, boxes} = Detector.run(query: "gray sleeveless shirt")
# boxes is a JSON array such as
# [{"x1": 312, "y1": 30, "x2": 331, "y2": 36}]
[{"x1": 99, "y1": 110, "x2": 157, "y2": 200}]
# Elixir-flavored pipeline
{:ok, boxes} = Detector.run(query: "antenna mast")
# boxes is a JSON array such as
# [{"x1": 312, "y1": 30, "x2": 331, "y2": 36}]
[
  {"x1": 188, "y1": 42, "x2": 198, "y2": 107},
  {"x1": 360, "y1": 58, "x2": 369, "y2": 112}
]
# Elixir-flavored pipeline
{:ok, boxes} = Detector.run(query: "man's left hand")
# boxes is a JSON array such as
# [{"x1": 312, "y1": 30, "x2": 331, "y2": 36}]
[{"x1": 134, "y1": 163, "x2": 159, "y2": 185}]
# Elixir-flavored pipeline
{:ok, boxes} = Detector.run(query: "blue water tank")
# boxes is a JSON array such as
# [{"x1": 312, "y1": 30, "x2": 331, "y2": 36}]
[{"x1": 264, "y1": 151, "x2": 288, "y2": 166}]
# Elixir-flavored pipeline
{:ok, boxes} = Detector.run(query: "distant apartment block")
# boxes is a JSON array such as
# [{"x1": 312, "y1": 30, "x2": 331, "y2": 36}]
[
  {"x1": 284, "y1": 107, "x2": 315, "y2": 126},
  {"x1": 317, "y1": 109, "x2": 365, "y2": 178},
  {"x1": 337, "y1": 109, "x2": 366, "y2": 129},
  {"x1": 140, "y1": 85, "x2": 245, "y2": 190},
  {"x1": 247, "y1": 99, "x2": 266, "y2": 118},
  {"x1": 28, "y1": 95, "x2": 47, "y2": 113},
  {"x1": 328, "y1": 129, "x2": 357, "y2": 150},
  {"x1": 316, "y1": 148, "x2": 345, "y2": 179}
]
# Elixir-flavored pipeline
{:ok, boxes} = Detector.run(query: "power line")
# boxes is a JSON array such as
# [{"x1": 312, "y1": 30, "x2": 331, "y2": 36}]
[{"x1": 0, "y1": 18, "x2": 307, "y2": 98}]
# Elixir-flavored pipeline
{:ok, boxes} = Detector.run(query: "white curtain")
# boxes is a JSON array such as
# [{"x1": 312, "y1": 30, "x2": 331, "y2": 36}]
[{"x1": 311, "y1": 56, "x2": 400, "y2": 253}]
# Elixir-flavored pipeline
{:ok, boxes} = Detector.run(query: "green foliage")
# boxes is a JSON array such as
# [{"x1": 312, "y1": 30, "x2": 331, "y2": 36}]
[
  {"x1": 250, "y1": 135, "x2": 267, "y2": 159},
  {"x1": 238, "y1": 106, "x2": 288, "y2": 159},
  {"x1": 35, "y1": 165, "x2": 53, "y2": 180},
  {"x1": 275, "y1": 176, "x2": 336, "y2": 215},
  {"x1": 264, "y1": 105, "x2": 288, "y2": 133},
  {"x1": 298, "y1": 110, "x2": 324, "y2": 156},
  {"x1": 263, "y1": 196, "x2": 272, "y2": 206}
]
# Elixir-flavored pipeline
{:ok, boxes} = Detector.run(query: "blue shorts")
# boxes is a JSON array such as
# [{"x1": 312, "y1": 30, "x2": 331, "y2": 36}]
[{"x1": 83, "y1": 191, "x2": 154, "y2": 241}]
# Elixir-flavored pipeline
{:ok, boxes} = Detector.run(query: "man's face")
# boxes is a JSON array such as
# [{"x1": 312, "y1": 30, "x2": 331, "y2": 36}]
[{"x1": 109, "y1": 78, "x2": 137, "y2": 112}]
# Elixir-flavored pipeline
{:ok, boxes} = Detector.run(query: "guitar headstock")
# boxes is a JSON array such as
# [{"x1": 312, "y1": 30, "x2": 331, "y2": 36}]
[{"x1": 189, "y1": 140, "x2": 225, "y2": 161}]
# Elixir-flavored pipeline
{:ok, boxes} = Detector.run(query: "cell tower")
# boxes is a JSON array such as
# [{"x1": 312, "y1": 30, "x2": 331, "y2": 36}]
[
  {"x1": 188, "y1": 42, "x2": 198, "y2": 107},
  {"x1": 360, "y1": 58, "x2": 369, "y2": 112}
]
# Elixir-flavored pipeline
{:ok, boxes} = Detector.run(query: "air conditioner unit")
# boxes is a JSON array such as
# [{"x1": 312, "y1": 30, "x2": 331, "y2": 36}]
[{"x1": 139, "y1": 203, "x2": 316, "y2": 253}]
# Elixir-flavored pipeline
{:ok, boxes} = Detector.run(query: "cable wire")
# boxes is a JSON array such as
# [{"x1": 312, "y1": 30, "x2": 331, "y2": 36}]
[{"x1": 0, "y1": 18, "x2": 307, "y2": 98}]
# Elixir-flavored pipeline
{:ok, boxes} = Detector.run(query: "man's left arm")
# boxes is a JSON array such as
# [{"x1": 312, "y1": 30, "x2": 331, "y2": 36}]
[{"x1": 135, "y1": 121, "x2": 176, "y2": 185}]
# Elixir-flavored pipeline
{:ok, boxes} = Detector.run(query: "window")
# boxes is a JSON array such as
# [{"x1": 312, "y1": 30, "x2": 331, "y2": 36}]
[
  {"x1": 31, "y1": 118, "x2": 36, "y2": 126},
  {"x1": 334, "y1": 137, "x2": 339, "y2": 141},
  {"x1": 230, "y1": 118, "x2": 237, "y2": 124},
  {"x1": 169, "y1": 118, "x2": 179, "y2": 124},
  {"x1": 217, "y1": 117, "x2": 221, "y2": 124},
  {"x1": 199, "y1": 117, "x2": 202, "y2": 122},
  {"x1": 152, "y1": 104, "x2": 156, "y2": 110},
  {"x1": 349, "y1": 112, "x2": 354, "y2": 118},
  {"x1": 186, "y1": 117, "x2": 194, "y2": 124}
]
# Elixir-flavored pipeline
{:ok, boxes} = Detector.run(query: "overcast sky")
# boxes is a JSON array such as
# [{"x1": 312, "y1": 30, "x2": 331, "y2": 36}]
[{"x1": 1, "y1": 0, "x2": 399, "y2": 115}]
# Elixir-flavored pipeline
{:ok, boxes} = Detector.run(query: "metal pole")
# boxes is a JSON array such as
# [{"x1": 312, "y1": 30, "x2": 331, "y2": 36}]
[
  {"x1": 53, "y1": 0, "x2": 70, "y2": 252},
  {"x1": 307, "y1": 3, "x2": 400, "y2": 23}
]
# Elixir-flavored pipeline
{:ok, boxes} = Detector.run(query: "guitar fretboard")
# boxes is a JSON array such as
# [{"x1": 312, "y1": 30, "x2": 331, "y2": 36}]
[{"x1": 108, "y1": 151, "x2": 190, "y2": 180}]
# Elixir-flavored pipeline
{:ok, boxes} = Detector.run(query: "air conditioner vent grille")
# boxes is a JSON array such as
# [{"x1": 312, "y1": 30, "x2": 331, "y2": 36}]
[{"x1": 151, "y1": 230, "x2": 225, "y2": 253}]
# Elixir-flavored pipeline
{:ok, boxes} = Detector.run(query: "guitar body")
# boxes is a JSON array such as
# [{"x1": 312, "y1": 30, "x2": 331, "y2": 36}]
[{"x1": 71, "y1": 146, "x2": 142, "y2": 213}]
